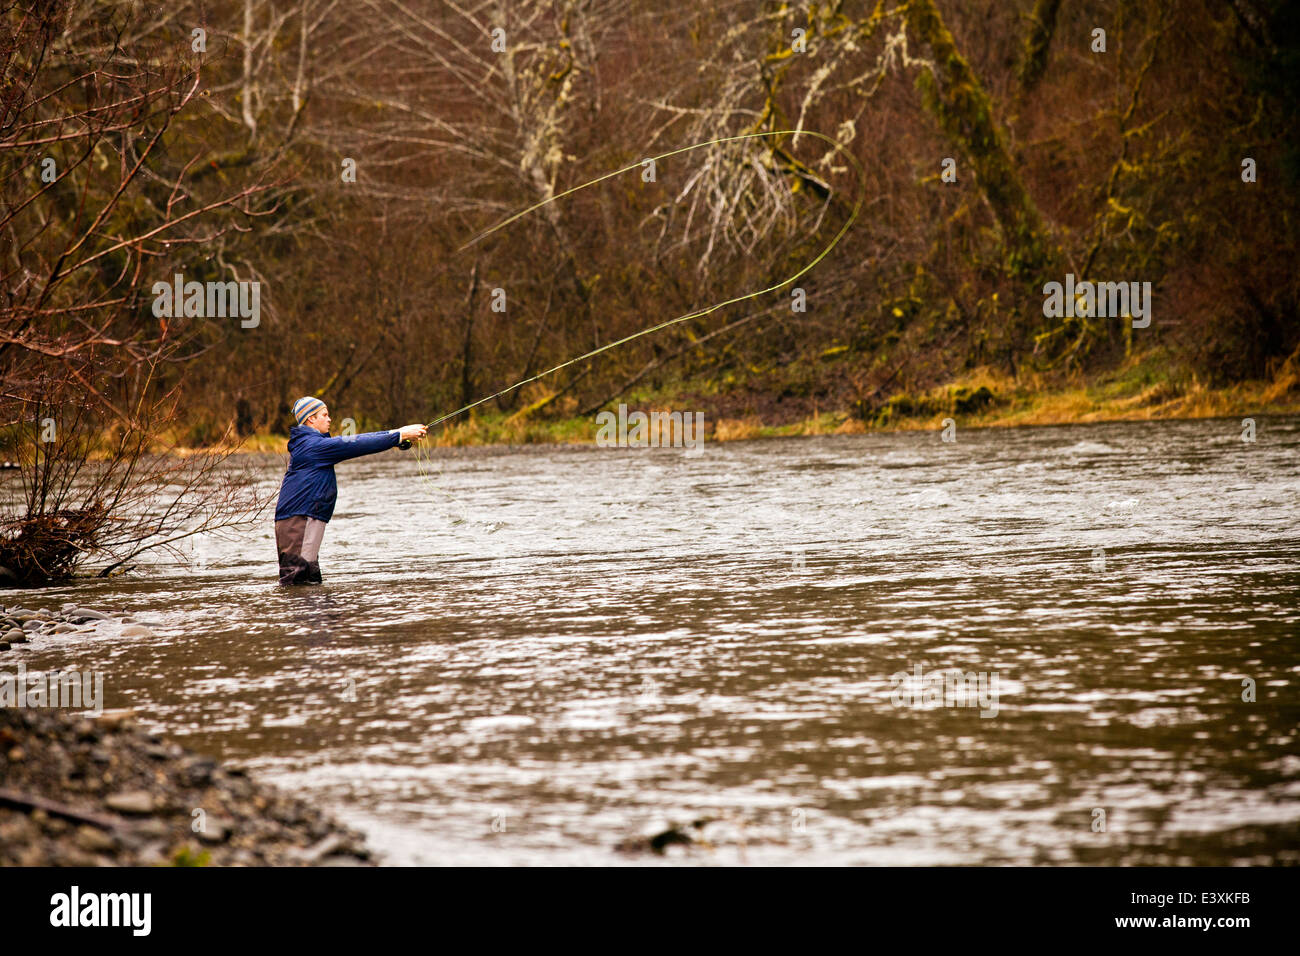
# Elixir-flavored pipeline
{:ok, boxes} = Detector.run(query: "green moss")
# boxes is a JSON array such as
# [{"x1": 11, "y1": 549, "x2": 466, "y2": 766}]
[{"x1": 170, "y1": 846, "x2": 211, "y2": 867}]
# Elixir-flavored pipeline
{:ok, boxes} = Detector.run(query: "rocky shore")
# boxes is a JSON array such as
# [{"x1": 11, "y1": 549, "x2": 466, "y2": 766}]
[
  {"x1": 1, "y1": 602, "x2": 152, "y2": 652},
  {"x1": 1, "y1": 603, "x2": 373, "y2": 866}
]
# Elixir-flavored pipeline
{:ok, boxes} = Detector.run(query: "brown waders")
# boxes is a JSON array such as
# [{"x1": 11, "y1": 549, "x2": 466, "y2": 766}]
[{"x1": 275, "y1": 515, "x2": 327, "y2": 585}]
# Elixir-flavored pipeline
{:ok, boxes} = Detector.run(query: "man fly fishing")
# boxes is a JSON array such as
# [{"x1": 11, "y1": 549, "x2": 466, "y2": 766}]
[{"x1": 275, "y1": 396, "x2": 428, "y2": 585}]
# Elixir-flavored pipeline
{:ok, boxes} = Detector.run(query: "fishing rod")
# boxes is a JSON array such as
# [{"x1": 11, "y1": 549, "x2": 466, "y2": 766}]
[{"x1": 405, "y1": 127, "x2": 865, "y2": 446}]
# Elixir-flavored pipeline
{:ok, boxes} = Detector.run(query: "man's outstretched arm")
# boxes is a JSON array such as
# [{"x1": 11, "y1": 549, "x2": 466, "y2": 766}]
[{"x1": 311, "y1": 424, "x2": 427, "y2": 464}]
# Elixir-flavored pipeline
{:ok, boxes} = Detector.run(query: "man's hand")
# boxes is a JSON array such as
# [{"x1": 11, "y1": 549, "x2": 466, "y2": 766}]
[{"x1": 398, "y1": 424, "x2": 428, "y2": 443}]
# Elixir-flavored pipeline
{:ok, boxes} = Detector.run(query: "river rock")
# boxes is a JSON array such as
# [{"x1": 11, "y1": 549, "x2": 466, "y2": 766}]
[
  {"x1": 137, "y1": 842, "x2": 167, "y2": 866},
  {"x1": 105, "y1": 790, "x2": 155, "y2": 815},
  {"x1": 21, "y1": 620, "x2": 43, "y2": 632},
  {"x1": 181, "y1": 756, "x2": 217, "y2": 787},
  {"x1": 95, "y1": 709, "x2": 137, "y2": 731},
  {"x1": 295, "y1": 833, "x2": 346, "y2": 863},
  {"x1": 70, "y1": 608, "x2": 112, "y2": 622},
  {"x1": 49, "y1": 623, "x2": 76, "y2": 634},
  {"x1": 6, "y1": 632, "x2": 27, "y2": 643},
  {"x1": 119, "y1": 624, "x2": 154, "y2": 638},
  {"x1": 74, "y1": 825, "x2": 118, "y2": 853},
  {"x1": 196, "y1": 817, "x2": 233, "y2": 844},
  {"x1": 59, "y1": 848, "x2": 101, "y2": 867},
  {"x1": 134, "y1": 818, "x2": 171, "y2": 839}
]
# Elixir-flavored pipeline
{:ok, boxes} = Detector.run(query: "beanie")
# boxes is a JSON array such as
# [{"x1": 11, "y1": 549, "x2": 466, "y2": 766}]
[{"x1": 292, "y1": 396, "x2": 325, "y2": 425}]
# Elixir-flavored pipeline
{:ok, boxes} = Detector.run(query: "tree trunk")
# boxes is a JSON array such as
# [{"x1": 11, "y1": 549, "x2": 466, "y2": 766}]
[
  {"x1": 1017, "y1": 0, "x2": 1062, "y2": 92},
  {"x1": 460, "y1": 261, "x2": 480, "y2": 411},
  {"x1": 907, "y1": 0, "x2": 1055, "y2": 282}
]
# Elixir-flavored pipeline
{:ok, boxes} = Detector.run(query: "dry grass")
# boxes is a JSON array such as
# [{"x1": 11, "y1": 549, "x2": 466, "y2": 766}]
[
  {"x1": 712, "y1": 417, "x2": 765, "y2": 441},
  {"x1": 151, "y1": 349, "x2": 1300, "y2": 456}
]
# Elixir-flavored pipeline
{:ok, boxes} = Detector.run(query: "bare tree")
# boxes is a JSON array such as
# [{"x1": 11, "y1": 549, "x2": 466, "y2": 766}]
[{"x1": 0, "y1": 0, "x2": 278, "y2": 584}]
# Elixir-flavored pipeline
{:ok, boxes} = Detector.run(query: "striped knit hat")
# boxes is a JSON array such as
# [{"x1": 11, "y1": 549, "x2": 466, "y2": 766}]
[{"x1": 292, "y1": 396, "x2": 326, "y2": 425}]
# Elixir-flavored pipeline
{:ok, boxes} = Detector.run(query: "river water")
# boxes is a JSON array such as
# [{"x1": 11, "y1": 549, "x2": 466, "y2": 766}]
[{"x1": 9, "y1": 416, "x2": 1300, "y2": 864}]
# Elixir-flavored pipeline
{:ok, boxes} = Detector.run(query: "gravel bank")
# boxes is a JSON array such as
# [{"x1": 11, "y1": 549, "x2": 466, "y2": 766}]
[{"x1": 0, "y1": 602, "x2": 373, "y2": 866}]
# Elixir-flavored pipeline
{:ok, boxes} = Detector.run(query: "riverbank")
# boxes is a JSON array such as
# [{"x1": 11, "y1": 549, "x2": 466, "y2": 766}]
[
  {"x1": 1, "y1": 604, "x2": 373, "y2": 867},
  {"x1": 1, "y1": 708, "x2": 373, "y2": 866},
  {"x1": 211, "y1": 348, "x2": 1300, "y2": 453}
]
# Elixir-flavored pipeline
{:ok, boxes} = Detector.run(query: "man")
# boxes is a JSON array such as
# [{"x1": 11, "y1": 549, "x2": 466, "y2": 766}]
[{"x1": 275, "y1": 396, "x2": 427, "y2": 585}]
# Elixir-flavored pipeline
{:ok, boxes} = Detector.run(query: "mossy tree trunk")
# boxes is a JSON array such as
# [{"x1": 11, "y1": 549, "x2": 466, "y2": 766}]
[
  {"x1": 1017, "y1": 0, "x2": 1063, "y2": 92},
  {"x1": 906, "y1": 0, "x2": 1056, "y2": 283}
]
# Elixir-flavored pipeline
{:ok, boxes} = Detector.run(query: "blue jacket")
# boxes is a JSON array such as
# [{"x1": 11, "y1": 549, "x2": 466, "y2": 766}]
[{"x1": 275, "y1": 425, "x2": 401, "y2": 522}]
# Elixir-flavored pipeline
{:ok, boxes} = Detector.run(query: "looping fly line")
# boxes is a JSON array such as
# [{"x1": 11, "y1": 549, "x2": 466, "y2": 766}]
[{"x1": 425, "y1": 128, "x2": 865, "y2": 431}]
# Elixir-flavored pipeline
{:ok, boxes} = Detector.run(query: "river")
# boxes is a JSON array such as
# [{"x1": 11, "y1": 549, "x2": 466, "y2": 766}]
[{"x1": 10, "y1": 416, "x2": 1300, "y2": 864}]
